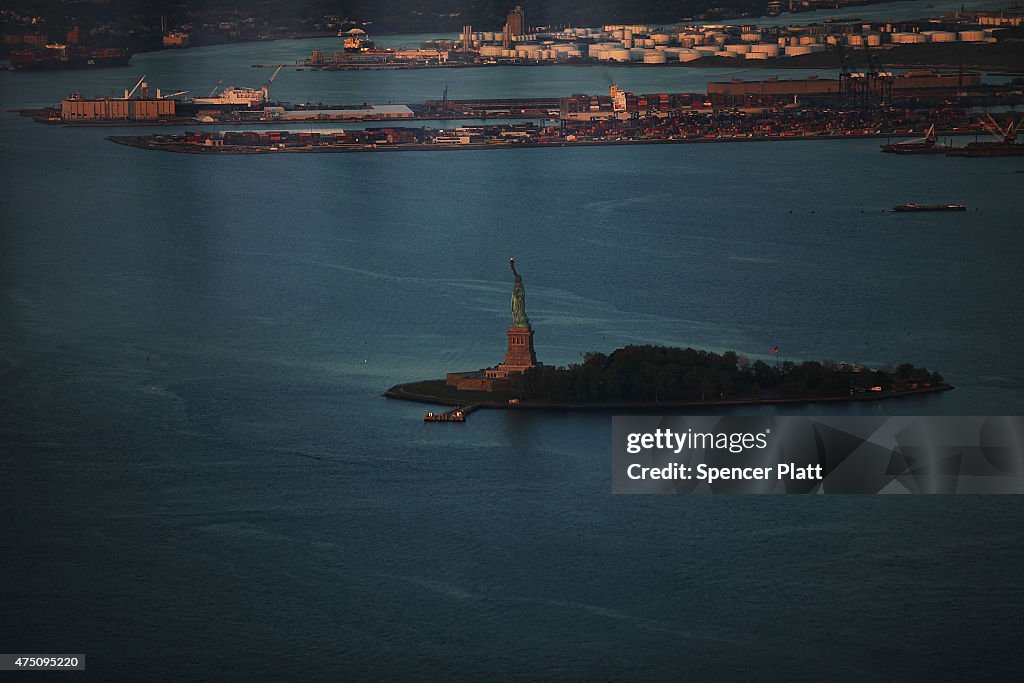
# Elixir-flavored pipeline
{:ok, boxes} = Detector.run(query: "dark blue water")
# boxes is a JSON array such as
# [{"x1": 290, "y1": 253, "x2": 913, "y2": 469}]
[{"x1": 1, "y1": 40, "x2": 1023, "y2": 680}]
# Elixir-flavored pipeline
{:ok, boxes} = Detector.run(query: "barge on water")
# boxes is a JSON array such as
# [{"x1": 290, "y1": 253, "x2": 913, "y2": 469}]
[
  {"x1": 881, "y1": 124, "x2": 950, "y2": 154},
  {"x1": 893, "y1": 203, "x2": 967, "y2": 212},
  {"x1": 945, "y1": 142, "x2": 1024, "y2": 157},
  {"x1": 946, "y1": 115, "x2": 1023, "y2": 156}
]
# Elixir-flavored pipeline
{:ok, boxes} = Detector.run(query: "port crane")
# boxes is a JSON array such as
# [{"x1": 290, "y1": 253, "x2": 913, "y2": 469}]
[
  {"x1": 266, "y1": 65, "x2": 283, "y2": 87},
  {"x1": 124, "y1": 75, "x2": 146, "y2": 99},
  {"x1": 258, "y1": 65, "x2": 283, "y2": 102},
  {"x1": 120, "y1": 75, "x2": 187, "y2": 100},
  {"x1": 896, "y1": 123, "x2": 938, "y2": 145},
  {"x1": 838, "y1": 44, "x2": 892, "y2": 110},
  {"x1": 980, "y1": 114, "x2": 1018, "y2": 144}
]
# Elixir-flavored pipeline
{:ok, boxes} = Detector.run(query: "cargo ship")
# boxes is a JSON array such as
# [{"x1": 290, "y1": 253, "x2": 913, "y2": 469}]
[
  {"x1": 191, "y1": 66, "x2": 283, "y2": 108},
  {"x1": 340, "y1": 29, "x2": 384, "y2": 53},
  {"x1": 881, "y1": 124, "x2": 950, "y2": 154},
  {"x1": 9, "y1": 44, "x2": 130, "y2": 70},
  {"x1": 893, "y1": 203, "x2": 967, "y2": 212}
]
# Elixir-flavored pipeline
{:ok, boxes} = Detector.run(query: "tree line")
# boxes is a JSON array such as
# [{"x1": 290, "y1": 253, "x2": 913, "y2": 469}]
[{"x1": 506, "y1": 345, "x2": 945, "y2": 403}]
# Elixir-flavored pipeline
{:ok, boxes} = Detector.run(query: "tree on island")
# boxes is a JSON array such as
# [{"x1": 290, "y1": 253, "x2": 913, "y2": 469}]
[{"x1": 506, "y1": 345, "x2": 944, "y2": 403}]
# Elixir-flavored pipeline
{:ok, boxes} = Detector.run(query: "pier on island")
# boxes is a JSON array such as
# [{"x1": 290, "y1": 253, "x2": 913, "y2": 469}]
[{"x1": 423, "y1": 404, "x2": 481, "y2": 423}]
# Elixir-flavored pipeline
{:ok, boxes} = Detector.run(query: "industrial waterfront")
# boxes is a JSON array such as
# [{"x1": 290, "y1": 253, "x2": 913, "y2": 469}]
[
  {"x1": 19, "y1": 44, "x2": 1021, "y2": 156},
  {"x1": 12, "y1": 4, "x2": 1023, "y2": 129},
  {"x1": 3, "y1": 18, "x2": 1024, "y2": 681}
]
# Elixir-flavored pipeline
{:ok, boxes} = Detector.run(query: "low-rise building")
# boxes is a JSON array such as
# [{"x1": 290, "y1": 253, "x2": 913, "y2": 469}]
[{"x1": 61, "y1": 95, "x2": 176, "y2": 121}]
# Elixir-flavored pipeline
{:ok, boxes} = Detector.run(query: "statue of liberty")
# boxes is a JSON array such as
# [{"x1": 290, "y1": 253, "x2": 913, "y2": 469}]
[{"x1": 509, "y1": 257, "x2": 529, "y2": 328}]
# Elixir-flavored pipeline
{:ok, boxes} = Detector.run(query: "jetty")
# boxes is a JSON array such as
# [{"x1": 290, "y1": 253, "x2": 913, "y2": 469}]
[{"x1": 423, "y1": 404, "x2": 481, "y2": 423}]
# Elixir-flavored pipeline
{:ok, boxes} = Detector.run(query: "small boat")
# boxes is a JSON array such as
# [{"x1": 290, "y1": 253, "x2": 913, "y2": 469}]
[{"x1": 893, "y1": 203, "x2": 966, "y2": 212}]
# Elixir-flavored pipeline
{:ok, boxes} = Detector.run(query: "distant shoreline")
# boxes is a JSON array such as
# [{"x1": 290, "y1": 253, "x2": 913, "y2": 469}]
[
  {"x1": 384, "y1": 380, "x2": 954, "y2": 411},
  {"x1": 293, "y1": 58, "x2": 1024, "y2": 74},
  {"x1": 106, "y1": 130, "x2": 984, "y2": 154}
]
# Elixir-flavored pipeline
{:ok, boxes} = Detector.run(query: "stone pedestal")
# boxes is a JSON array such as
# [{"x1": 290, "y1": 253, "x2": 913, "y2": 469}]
[{"x1": 487, "y1": 325, "x2": 539, "y2": 378}]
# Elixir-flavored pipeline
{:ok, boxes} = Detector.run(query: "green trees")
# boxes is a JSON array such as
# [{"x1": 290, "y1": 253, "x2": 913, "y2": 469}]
[{"x1": 508, "y1": 345, "x2": 943, "y2": 403}]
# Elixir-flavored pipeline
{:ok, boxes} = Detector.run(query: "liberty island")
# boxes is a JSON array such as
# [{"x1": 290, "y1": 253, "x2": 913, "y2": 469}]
[{"x1": 384, "y1": 261, "x2": 952, "y2": 413}]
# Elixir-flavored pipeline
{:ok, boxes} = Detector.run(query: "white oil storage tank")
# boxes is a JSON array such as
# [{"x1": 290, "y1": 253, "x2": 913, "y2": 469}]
[
  {"x1": 892, "y1": 32, "x2": 926, "y2": 44},
  {"x1": 752, "y1": 43, "x2": 780, "y2": 56},
  {"x1": 784, "y1": 45, "x2": 814, "y2": 56}
]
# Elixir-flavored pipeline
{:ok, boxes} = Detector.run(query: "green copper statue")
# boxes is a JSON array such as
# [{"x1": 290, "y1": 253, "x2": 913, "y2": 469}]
[{"x1": 509, "y1": 257, "x2": 529, "y2": 328}]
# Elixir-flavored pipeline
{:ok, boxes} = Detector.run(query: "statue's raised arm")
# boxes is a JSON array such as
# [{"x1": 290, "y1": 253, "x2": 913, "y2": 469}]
[{"x1": 509, "y1": 257, "x2": 529, "y2": 328}]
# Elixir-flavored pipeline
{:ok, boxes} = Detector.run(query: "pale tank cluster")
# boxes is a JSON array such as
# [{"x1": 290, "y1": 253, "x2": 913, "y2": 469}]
[{"x1": 442, "y1": 4, "x2": 1015, "y2": 65}]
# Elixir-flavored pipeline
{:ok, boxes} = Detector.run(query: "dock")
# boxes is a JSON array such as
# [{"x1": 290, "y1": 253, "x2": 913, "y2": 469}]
[{"x1": 424, "y1": 404, "x2": 480, "y2": 423}]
